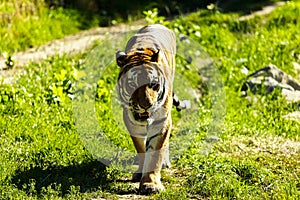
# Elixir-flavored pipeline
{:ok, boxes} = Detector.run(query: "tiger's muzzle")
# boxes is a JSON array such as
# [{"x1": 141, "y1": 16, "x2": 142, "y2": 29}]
[{"x1": 130, "y1": 83, "x2": 158, "y2": 122}]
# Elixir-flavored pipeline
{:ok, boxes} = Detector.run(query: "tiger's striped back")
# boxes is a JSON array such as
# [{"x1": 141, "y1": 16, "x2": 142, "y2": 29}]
[{"x1": 125, "y1": 24, "x2": 176, "y2": 78}]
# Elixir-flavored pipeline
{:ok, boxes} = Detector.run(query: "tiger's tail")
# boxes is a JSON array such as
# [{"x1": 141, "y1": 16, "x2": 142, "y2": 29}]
[{"x1": 173, "y1": 93, "x2": 191, "y2": 111}]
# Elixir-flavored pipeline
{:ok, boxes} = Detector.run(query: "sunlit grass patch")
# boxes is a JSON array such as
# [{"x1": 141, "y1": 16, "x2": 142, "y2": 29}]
[{"x1": 0, "y1": 0, "x2": 99, "y2": 54}]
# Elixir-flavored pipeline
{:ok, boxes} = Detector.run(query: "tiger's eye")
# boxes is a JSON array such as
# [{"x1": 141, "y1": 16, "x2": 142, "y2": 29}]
[{"x1": 149, "y1": 81, "x2": 159, "y2": 91}]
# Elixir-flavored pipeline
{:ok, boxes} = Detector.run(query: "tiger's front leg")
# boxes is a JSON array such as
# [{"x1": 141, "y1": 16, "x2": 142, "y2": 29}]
[
  {"x1": 140, "y1": 114, "x2": 172, "y2": 194},
  {"x1": 130, "y1": 130, "x2": 171, "y2": 184},
  {"x1": 130, "y1": 135, "x2": 146, "y2": 182}
]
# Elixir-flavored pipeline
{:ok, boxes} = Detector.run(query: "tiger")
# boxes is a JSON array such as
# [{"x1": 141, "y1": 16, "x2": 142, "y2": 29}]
[{"x1": 116, "y1": 24, "x2": 189, "y2": 194}]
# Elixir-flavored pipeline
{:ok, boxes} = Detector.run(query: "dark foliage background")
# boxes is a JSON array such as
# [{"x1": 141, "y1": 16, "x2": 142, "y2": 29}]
[{"x1": 45, "y1": 0, "x2": 284, "y2": 26}]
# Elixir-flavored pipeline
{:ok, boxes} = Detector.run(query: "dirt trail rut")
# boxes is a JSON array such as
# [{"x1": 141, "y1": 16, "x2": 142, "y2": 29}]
[
  {"x1": 0, "y1": 2, "x2": 286, "y2": 85},
  {"x1": 0, "y1": 20, "x2": 145, "y2": 84}
]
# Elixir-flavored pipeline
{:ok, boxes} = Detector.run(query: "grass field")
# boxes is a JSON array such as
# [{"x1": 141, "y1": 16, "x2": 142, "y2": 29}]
[
  {"x1": 1, "y1": 1, "x2": 300, "y2": 199},
  {"x1": 0, "y1": 0, "x2": 101, "y2": 54}
]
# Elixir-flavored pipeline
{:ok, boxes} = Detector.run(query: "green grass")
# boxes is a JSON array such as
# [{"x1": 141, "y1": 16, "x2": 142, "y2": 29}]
[
  {"x1": 0, "y1": 0, "x2": 99, "y2": 54},
  {"x1": 1, "y1": 1, "x2": 300, "y2": 199}
]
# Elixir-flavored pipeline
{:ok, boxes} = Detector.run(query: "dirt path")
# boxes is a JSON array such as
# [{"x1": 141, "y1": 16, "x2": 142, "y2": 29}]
[
  {"x1": 239, "y1": 1, "x2": 286, "y2": 21},
  {"x1": 0, "y1": 20, "x2": 145, "y2": 84},
  {"x1": 0, "y1": 2, "x2": 287, "y2": 85}
]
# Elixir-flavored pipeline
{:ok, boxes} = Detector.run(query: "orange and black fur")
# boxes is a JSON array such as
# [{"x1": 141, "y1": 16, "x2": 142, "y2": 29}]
[{"x1": 116, "y1": 24, "x2": 187, "y2": 194}]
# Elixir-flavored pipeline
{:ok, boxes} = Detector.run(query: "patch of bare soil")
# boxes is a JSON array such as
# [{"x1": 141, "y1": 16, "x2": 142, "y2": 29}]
[
  {"x1": 219, "y1": 135, "x2": 300, "y2": 158},
  {"x1": 0, "y1": 2, "x2": 287, "y2": 85},
  {"x1": 239, "y1": 1, "x2": 286, "y2": 21},
  {"x1": 0, "y1": 20, "x2": 145, "y2": 84}
]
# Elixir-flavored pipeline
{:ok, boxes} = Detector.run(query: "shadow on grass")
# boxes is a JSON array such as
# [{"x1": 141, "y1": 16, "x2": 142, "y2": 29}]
[{"x1": 11, "y1": 160, "x2": 110, "y2": 196}]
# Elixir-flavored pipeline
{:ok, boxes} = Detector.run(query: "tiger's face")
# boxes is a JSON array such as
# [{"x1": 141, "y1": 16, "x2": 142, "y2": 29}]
[{"x1": 117, "y1": 63, "x2": 167, "y2": 122}]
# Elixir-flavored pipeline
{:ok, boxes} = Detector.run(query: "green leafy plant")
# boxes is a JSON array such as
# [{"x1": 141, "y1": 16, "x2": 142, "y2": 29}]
[{"x1": 143, "y1": 8, "x2": 169, "y2": 25}]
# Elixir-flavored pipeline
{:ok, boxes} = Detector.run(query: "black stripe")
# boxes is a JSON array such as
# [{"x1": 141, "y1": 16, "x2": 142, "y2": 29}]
[
  {"x1": 158, "y1": 86, "x2": 165, "y2": 101},
  {"x1": 150, "y1": 117, "x2": 167, "y2": 126},
  {"x1": 145, "y1": 133, "x2": 161, "y2": 151},
  {"x1": 173, "y1": 93, "x2": 180, "y2": 106},
  {"x1": 146, "y1": 145, "x2": 154, "y2": 151}
]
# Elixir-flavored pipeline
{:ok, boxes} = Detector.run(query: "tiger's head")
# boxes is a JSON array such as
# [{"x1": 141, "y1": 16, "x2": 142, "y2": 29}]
[{"x1": 116, "y1": 48, "x2": 168, "y2": 123}]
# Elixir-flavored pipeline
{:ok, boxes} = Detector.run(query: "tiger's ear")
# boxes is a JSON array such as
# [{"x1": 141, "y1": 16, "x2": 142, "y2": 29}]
[
  {"x1": 150, "y1": 49, "x2": 159, "y2": 63},
  {"x1": 143, "y1": 48, "x2": 159, "y2": 63},
  {"x1": 116, "y1": 51, "x2": 127, "y2": 67}
]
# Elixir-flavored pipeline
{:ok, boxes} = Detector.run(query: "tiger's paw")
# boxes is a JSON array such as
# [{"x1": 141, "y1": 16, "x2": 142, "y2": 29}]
[
  {"x1": 132, "y1": 171, "x2": 142, "y2": 182},
  {"x1": 139, "y1": 182, "x2": 165, "y2": 194}
]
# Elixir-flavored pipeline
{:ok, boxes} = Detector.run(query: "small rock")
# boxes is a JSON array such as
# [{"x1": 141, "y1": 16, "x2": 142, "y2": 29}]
[
  {"x1": 292, "y1": 61, "x2": 300, "y2": 71},
  {"x1": 282, "y1": 89, "x2": 300, "y2": 103},
  {"x1": 241, "y1": 64, "x2": 300, "y2": 103},
  {"x1": 282, "y1": 111, "x2": 300, "y2": 122}
]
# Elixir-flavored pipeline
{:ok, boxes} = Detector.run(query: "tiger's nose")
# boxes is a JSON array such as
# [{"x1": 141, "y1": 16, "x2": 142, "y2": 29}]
[{"x1": 139, "y1": 100, "x2": 151, "y2": 110}]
